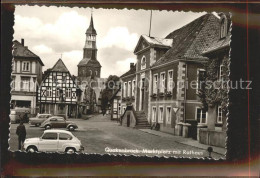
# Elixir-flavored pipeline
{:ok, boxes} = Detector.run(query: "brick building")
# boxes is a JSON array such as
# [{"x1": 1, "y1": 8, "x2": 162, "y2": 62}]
[{"x1": 120, "y1": 13, "x2": 229, "y2": 146}]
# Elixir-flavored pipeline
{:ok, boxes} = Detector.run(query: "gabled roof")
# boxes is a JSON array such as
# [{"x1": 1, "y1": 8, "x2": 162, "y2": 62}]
[
  {"x1": 77, "y1": 58, "x2": 101, "y2": 67},
  {"x1": 51, "y1": 58, "x2": 69, "y2": 72},
  {"x1": 134, "y1": 35, "x2": 172, "y2": 54},
  {"x1": 13, "y1": 40, "x2": 44, "y2": 66},
  {"x1": 86, "y1": 15, "x2": 97, "y2": 35},
  {"x1": 120, "y1": 64, "x2": 136, "y2": 78},
  {"x1": 153, "y1": 13, "x2": 220, "y2": 67}
]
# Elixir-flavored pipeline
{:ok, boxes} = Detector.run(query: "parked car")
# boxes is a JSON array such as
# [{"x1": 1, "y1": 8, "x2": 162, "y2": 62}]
[
  {"x1": 29, "y1": 113, "x2": 52, "y2": 126},
  {"x1": 40, "y1": 116, "x2": 78, "y2": 131},
  {"x1": 23, "y1": 129, "x2": 84, "y2": 153},
  {"x1": 10, "y1": 109, "x2": 30, "y2": 123}
]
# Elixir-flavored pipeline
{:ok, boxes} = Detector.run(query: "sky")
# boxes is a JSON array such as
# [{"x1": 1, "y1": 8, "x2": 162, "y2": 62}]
[{"x1": 14, "y1": 6, "x2": 208, "y2": 78}]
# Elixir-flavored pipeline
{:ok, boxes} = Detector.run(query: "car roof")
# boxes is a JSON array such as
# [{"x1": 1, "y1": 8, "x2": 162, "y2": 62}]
[
  {"x1": 48, "y1": 116, "x2": 64, "y2": 119},
  {"x1": 44, "y1": 129, "x2": 72, "y2": 134},
  {"x1": 39, "y1": 113, "x2": 52, "y2": 115}
]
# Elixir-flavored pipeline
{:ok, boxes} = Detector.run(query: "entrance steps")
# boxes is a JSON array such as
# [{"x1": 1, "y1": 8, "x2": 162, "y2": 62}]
[{"x1": 134, "y1": 111, "x2": 151, "y2": 129}]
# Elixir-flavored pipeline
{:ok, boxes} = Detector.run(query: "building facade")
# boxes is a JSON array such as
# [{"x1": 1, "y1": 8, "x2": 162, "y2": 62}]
[
  {"x1": 38, "y1": 59, "x2": 80, "y2": 118},
  {"x1": 120, "y1": 13, "x2": 229, "y2": 147},
  {"x1": 11, "y1": 39, "x2": 44, "y2": 114},
  {"x1": 198, "y1": 12, "x2": 231, "y2": 147}
]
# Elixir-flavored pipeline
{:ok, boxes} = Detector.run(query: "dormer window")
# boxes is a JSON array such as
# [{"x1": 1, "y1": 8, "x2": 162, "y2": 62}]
[
  {"x1": 141, "y1": 56, "x2": 146, "y2": 70},
  {"x1": 220, "y1": 15, "x2": 228, "y2": 38}
]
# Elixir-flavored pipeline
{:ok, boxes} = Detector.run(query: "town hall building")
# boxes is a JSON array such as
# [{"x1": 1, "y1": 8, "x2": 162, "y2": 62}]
[{"x1": 120, "y1": 13, "x2": 229, "y2": 148}]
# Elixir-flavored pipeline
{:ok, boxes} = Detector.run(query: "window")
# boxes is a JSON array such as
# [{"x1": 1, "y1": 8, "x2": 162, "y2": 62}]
[
  {"x1": 128, "y1": 81, "x2": 131, "y2": 97},
  {"x1": 217, "y1": 106, "x2": 223, "y2": 123},
  {"x1": 21, "y1": 77, "x2": 30, "y2": 91},
  {"x1": 132, "y1": 80, "x2": 136, "y2": 96},
  {"x1": 160, "y1": 72, "x2": 165, "y2": 92},
  {"x1": 196, "y1": 108, "x2": 207, "y2": 124},
  {"x1": 46, "y1": 87, "x2": 52, "y2": 97},
  {"x1": 197, "y1": 69, "x2": 206, "y2": 93},
  {"x1": 56, "y1": 89, "x2": 60, "y2": 97},
  {"x1": 89, "y1": 70, "x2": 92, "y2": 76},
  {"x1": 95, "y1": 71, "x2": 98, "y2": 76},
  {"x1": 59, "y1": 133, "x2": 72, "y2": 140},
  {"x1": 11, "y1": 76, "x2": 15, "y2": 90},
  {"x1": 219, "y1": 65, "x2": 224, "y2": 80},
  {"x1": 152, "y1": 107, "x2": 157, "y2": 122},
  {"x1": 166, "y1": 106, "x2": 172, "y2": 124},
  {"x1": 22, "y1": 61, "x2": 30, "y2": 72},
  {"x1": 220, "y1": 18, "x2": 227, "y2": 38},
  {"x1": 141, "y1": 56, "x2": 146, "y2": 70},
  {"x1": 66, "y1": 88, "x2": 71, "y2": 98},
  {"x1": 42, "y1": 133, "x2": 57, "y2": 140},
  {"x1": 123, "y1": 82, "x2": 127, "y2": 97},
  {"x1": 158, "y1": 106, "x2": 164, "y2": 123},
  {"x1": 167, "y1": 70, "x2": 173, "y2": 91},
  {"x1": 153, "y1": 74, "x2": 158, "y2": 94}
]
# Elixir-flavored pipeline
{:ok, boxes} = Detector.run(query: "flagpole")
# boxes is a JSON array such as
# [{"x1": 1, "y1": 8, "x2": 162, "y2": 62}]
[{"x1": 149, "y1": 10, "x2": 152, "y2": 37}]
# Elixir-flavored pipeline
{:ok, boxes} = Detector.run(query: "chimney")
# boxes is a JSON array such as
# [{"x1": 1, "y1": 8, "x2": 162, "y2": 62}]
[
  {"x1": 130, "y1": 63, "x2": 134, "y2": 69},
  {"x1": 21, "y1": 38, "x2": 24, "y2": 46}
]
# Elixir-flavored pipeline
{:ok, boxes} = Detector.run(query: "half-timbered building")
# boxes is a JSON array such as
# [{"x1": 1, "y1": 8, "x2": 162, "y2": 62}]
[{"x1": 38, "y1": 59, "x2": 80, "y2": 118}]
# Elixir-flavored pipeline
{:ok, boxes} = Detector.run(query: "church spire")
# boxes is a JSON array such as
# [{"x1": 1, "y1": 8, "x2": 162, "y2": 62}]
[{"x1": 86, "y1": 13, "x2": 97, "y2": 35}]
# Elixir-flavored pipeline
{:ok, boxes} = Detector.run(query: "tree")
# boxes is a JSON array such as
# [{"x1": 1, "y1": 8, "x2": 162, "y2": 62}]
[
  {"x1": 100, "y1": 75, "x2": 120, "y2": 115},
  {"x1": 198, "y1": 54, "x2": 229, "y2": 129}
]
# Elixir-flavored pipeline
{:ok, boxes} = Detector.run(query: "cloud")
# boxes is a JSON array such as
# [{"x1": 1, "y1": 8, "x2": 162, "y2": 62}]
[
  {"x1": 32, "y1": 44, "x2": 53, "y2": 54},
  {"x1": 98, "y1": 27, "x2": 138, "y2": 51},
  {"x1": 116, "y1": 57, "x2": 137, "y2": 74},
  {"x1": 15, "y1": 11, "x2": 88, "y2": 52}
]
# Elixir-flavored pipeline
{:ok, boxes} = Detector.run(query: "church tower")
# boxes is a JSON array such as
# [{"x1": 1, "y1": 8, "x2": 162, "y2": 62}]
[{"x1": 78, "y1": 13, "x2": 101, "y2": 81}]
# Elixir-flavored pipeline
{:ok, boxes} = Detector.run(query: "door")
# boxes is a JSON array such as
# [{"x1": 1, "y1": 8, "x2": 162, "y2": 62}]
[
  {"x1": 141, "y1": 78, "x2": 145, "y2": 110},
  {"x1": 38, "y1": 132, "x2": 58, "y2": 152},
  {"x1": 58, "y1": 133, "x2": 73, "y2": 152},
  {"x1": 55, "y1": 118, "x2": 66, "y2": 128}
]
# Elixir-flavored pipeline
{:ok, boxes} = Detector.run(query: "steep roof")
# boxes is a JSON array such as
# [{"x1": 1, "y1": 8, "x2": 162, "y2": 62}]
[
  {"x1": 86, "y1": 15, "x2": 97, "y2": 35},
  {"x1": 51, "y1": 58, "x2": 69, "y2": 72},
  {"x1": 203, "y1": 33, "x2": 231, "y2": 55},
  {"x1": 13, "y1": 40, "x2": 44, "y2": 66},
  {"x1": 153, "y1": 13, "x2": 220, "y2": 67},
  {"x1": 120, "y1": 64, "x2": 136, "y2": 78},
  {"x1": 77, "y1": 58, "x2": 101, "y2": 67}
]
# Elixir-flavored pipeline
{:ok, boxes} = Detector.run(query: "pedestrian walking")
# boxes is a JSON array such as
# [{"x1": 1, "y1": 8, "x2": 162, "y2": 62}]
[{"x1": 16, "y1": 121, "x2": 26, "y2": 150}]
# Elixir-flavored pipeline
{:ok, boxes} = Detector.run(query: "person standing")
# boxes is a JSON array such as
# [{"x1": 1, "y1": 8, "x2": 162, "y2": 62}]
[{"x1": 16, "y1": 121, "x2": 26, "y2": 150}]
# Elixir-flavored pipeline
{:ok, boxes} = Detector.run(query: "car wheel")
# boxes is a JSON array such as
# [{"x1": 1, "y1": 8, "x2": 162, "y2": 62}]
[
  {"x1": 45, "y1": 125, "x2": 51, "y2": 130},
  {"x1": 26, "y1": 146, "x2": 38, "y2": 153},
  {"x1": 65, "y1": 148, "x2": 76, "y2": 154},
  {"x1": 68, "y1": 126, "x2": 75, "y2": 131}
]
